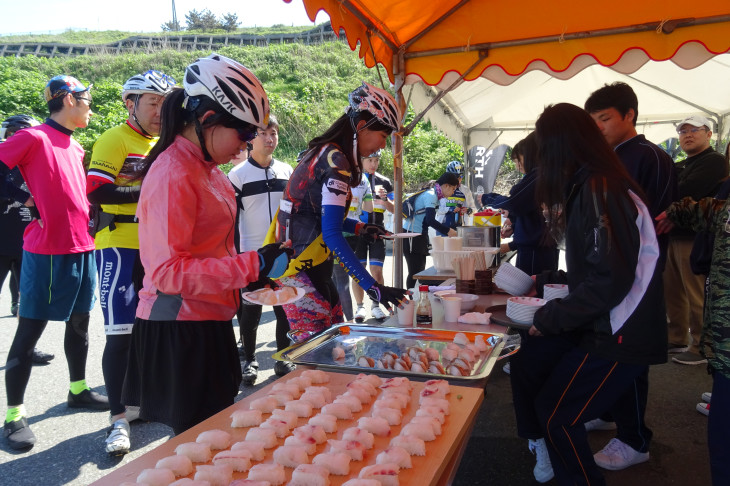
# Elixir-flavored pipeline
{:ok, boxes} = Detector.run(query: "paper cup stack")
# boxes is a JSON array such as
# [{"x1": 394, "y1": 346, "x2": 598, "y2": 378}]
[
  {"x1": 506, "y1": 296, "x2": 546, "y2": 324},
  {"x1": 494, "y1": 262, "x2": 534, "y2": 296},
  {"x1": 543, "y1": 284, "x2": 569, "y2": 301}
]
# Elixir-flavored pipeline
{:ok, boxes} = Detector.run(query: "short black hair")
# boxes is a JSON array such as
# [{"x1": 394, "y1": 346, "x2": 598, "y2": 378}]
[
  {"x1": 584, "y1": 82, "x2": 638, "y2": 126},
  {"x1": 437, "y1": 172, "x2": 460, "y2": 187}
]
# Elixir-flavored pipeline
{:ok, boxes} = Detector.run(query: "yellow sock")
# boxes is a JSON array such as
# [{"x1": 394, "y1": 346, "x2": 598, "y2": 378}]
[
  {"x1": 69, "y1": 379, "x2": 89, "y2": 395},
  {"x1": 6, "y1": 405, "x2": 26, "y2": 423}
]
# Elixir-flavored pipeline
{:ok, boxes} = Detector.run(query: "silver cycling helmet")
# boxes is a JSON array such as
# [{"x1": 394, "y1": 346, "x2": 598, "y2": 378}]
[
  {"x1": 1, "y1": 114, "x2": 40, "y2": 140},
  {"x1": 122, "y1": 70, "x2": 177, "y2": 101},
  {"x1": 183, "y1": 53, "x2": 269, "y2": 129},
  {"x1": 346, "y1": 82, "x2": 401, "y2": 133}
]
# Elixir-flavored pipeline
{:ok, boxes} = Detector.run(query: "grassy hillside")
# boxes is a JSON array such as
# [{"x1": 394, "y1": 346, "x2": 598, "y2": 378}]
[{"x1": 0, "y1": 40, "x2": 461, "y2": 188}]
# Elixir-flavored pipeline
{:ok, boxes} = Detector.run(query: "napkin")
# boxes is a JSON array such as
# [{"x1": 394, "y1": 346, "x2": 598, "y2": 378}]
[{"x1": 457, "y1": 312, "x2": 492, "y2": 324}]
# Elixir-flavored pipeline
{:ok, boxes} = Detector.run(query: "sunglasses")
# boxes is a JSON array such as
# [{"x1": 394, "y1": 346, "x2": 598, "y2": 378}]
[{"x1": 220, "y1": 119, "x2": 258, "y2": 142}]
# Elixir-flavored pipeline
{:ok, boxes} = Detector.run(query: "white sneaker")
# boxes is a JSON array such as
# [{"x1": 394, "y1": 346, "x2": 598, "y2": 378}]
[
  {"x1": 105, "y1": 418, "x2": 131, "y2": 456},
  {"x1": 354, "y1": 305, "x2": 367, "y2": 323},
  {"x1": 125, "y1": 405, "x2": 141, "y2": 423},
  {"x1": 371, "y1": 305, "x2": 387, "y2": 321},
  {"x1": 528, "y1": 438, "x2": 554, "y2": 483},
  {"x1": 702, "y1": 392, "x2": 712, "y2": 403},
  {"x1": 594, "y1": 438, "x2": 649, "y2": 470},
  {"x1": 697, "y1": 402, "x2": 710, "y2": 416},
  {"x1": 584, "y1": 418, "x2": 617, "y2": 432}
]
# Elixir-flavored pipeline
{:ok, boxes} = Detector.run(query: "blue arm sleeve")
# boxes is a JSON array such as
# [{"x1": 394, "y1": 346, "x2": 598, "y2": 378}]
[
  {"x1": 342, "y1": 217, "x2": 360, "y2": 234},
  {"x1": 359, "y1": 210, "x2": 370, "y2": 223},
  {"x1": 322, "y1": 204, "x2": 376, "y2": 289}
]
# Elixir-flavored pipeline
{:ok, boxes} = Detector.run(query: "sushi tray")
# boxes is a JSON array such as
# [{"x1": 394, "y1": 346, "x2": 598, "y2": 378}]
[
  {"x1": 273, "y1": 324, "x2": 505, "y2": 381},
  {"x1": 91, "y1": 368, "x2": 485, "y2": 486}
]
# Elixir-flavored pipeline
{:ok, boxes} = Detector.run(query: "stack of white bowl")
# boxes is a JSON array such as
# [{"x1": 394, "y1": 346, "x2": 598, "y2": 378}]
[
  {"x1": 506, "y1": 296, "x2": 546, "y2": 324},
  {"x1": 544, "y1": 284, "x2": 569, "y2": 300},
  {"x1": 494, "y1": 262, "x2": 534, "y2": 296}
]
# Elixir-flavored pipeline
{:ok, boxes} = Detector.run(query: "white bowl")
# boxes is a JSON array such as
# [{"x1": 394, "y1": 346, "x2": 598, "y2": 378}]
[
  {"x1": 544, "y1": 284, "x2": 569, "y2": 301},
  {"x1": 494, "y1": 262, "x2": 534, "y2": 296},
  {"x1": 434, "y1": 290, "x2": 479, "y2": 311},
  {"x1": 506, "y1": 296, "x2": 546, "y2": 324}
]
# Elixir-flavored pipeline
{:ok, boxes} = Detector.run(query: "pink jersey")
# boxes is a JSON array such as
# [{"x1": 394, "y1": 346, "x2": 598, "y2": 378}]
[
  {"x1": 136, "y1": 135, "x2": 261, "y2": 321},
  {"x1": 0, "y1": 123, "x2": 94, "y2": 254}
]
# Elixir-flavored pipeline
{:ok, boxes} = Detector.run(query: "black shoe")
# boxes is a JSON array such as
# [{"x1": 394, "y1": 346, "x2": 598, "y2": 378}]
[
  {"x1": 274, "y1": 361, "x2": 296, "y2": 377},
  {"x1": 10, "y1": 302, "x2": 18, "y2": 317},
  {"x1": 68, "y1": 389, "x2": 110, "y2": 410},
  {"x1": 4, "y1": 417, "x2": 36, "y2": 450},
  {"x1": 31, "y1": 348, "x2": 54, "y2": 365},
  {"x1": 242, "y1": 360, "x2": 259, "y2": 386}
]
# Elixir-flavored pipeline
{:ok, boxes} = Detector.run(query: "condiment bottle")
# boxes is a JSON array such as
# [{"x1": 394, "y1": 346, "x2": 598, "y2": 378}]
[{"x1": 415, "y1": 284, "x2": 432, "y2": 326}]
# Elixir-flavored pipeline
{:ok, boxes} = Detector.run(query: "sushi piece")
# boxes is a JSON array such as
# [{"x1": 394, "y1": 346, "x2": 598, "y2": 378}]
[
  {"x1": 441, "y1": 347, "x2": 459, "y2": 362},
  {"x1": 332, "y1": 346, "x2": 346, "y2": 361},
  {"x1": 299, "y1": 391, "x2": 327, "y2": 409},
  {"x1": 458, "y1": 348, "x2": 476, "y2": 364},
  {"x1": 393, "y1": 359, "x2": 409, "y2": 371},
  {"x1": 375, "y1": 358, "x2": 388, "y2": 369},
  {"x1": 376, "y1": 446, "x2": 413, "y2": 469},
  {"x1": 407, "y1": 346, "x2": 425, "y2": 360},
  {"x1": 342, "y1": 427, "x2": 375, "y2": 449},
  {"x1": 321, "y1": 403, "x2": 353, "y2": 420},
  {"x1": 357, "y1": 416, "x2": 391, "y2": 436},
  {"x1": 260, "y1": 418, "x2": 291, "y2": 438},
  {"x1": 474, "y1": 335, "x2": 490, "y2": 352},
  {"x1": 343, "y1": 387, "x2": 372, "y2": 404},
  {"x1": 230, "y1": 409, "x2": 263, "y2": 428},
  {"x1": 464, "y1": 343, "x2": 480, "y2": 356},
  {"x1": 428, "y1": 362, "x2": 446, "y2": 374},
  {"x1": 309, "y1": 413, "x2": 339, "y2": 432},
  {"x1": 249, "y1": 396, "x2": 278, "y2": 413},
  {"x1": 416, "y1": 406, "x2": 446, "y2": 424},
  {"x1": 401, "y1": 423, "x2": 436, "y2": 441},
  {"x1": 231, "y1": 440, "x2": 266, "y2": 461},
  {"x1": 245, "y1": 427, "x2": 278, "y2": 448},
  {"x1": 327, "y1": 439, "x2": 366, "y2": 461},
  {"x1": 271, "y1": 409, "x2": 299, "y2": 428},
  {"x1": 373, "y1": 396, "x2": 406, "y2": 411},
  {"x1": 424, "y1": 347, "x2": 440, "y2": 362},
  {"x1": 372, "y1": 406, "x2": 402, "y2": 426},
  {"x1": 380, "y1": 377, "x2": 412, "y2": 390},
  {"x1": 453, "y1": 332, "x2": 470, "y2": 345},
  {"x1": 272, "y1": 445, "x2": 309, "y2": 468},
  {"x1": 445, "y1": 342, "x2": 461, "y2": 352},
  {"x1": 411, "y1": 362, "x2": 427, "y2": 373},
  {"x1": 312, "y1": 452, "x2": 351, "y2": 475},
  {"x1": 346, "y1": 380, "x2": 377, "y2": 396},
  {"x1": 424, "y1": 379, "x2": 450, "y2": 395},
  {"x1": 380, "y1": 390, "x2": 410, "y2": 407},
  {"x1": 358, "y1": 463, "x2": 400, "y2": 486},
  {"x1": 308, "y1": 386, "x2": 333, "y2": 402},
  {"x1": 169, "y1": 479, "x2": 212, "y2": 486},
  {"x1": 284, "y1": 435, "x2": 317, "y2": 455},
  {"x1": 194, "y1": 464, "x2": 233, "y2": 486},
  {"x1": 357, "y1": 356, "x2": 375, "y2": 368},
  {"x1": 447, "y1": 364, "x2": 469, "y2": 376},
  {"x1": 285, "y1": 400, "x2": 314, "y2": 418},
  {"x1": 409, "y1": 415, "x2": 442, "y2": 436},
  {"x1": 212, "y1": 449, "x2": 252, "y2": 472},
  {"x1": 420, "y1": 397, "x2": 450, "y2": 415},
  {"x1": 354, "y1": 373, "x2": 382, "y2": 387},
  {"x1": 248, "y1": 463, "x2": 286, "y2": 486},
  {"x1": 175, "y1": 442, "x2": 212, "y2": 463},
  {"x1": 301, "y1": 369, "x2": 329, "y2": 384},
  {"x1": 333, "y1": 395, "x2": 363, "y2": 413},
  {"x1": 399, "y1": 354, "x2": 412, "y2": 369},
  {"x1": 390, "y1": 435, "x2": 426, "y2": 456},
  {"x1": 137, "y1": 468, "x2": 176, "y2": 486},
  {"x1": 196, "y1": 429, "x2": 231, "y2": 450},
  {"x1": 290, "y1": 463, "x2": 331, "y2": 486},
  {"x1": 287, "y1": 376, "x2": 314, "y2": 391},
  {"x1": 155, "y1": 455, "x2": 193, "y2": 477},
  {"x1": 342, "y1": 480, "x2": 381, "y2": 486},
  {"x1": 272, "y1": 382, "x2": 302, "y2": 399},
  {"x1": 268, "y1": 392, "x2": 295, "y2": 407},
  {"x1": 293, "y1": 424, "x2": 327, "y2": 444},
  {"x1": 380, "y1": 354, "x2": 395, "y2": 368},
  {"x1": 419, "y1": 385, "x2": 447, "y2": 401}
]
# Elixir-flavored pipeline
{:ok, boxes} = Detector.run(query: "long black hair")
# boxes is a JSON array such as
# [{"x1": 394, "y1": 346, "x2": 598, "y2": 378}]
[
  {"x1": 512, "y1": 132, "x2": 538, "y2": 173},
  {"x1": 300, "y1": 111, "x2": 392, "y2": 187},
  {"x1": 534, "y1": 103, "x2": 642, "y2": 235}
]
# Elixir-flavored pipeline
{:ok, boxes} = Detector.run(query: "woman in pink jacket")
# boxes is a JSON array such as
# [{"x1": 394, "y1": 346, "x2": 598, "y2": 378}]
[{"x1": 122, "y1": 54, "x2": 292, "y2": 434}]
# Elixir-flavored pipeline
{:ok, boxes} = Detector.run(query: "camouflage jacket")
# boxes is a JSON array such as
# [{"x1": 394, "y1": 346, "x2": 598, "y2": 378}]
[{"x1": 666, "y1": 196, "x2": 730, "y2": 378}]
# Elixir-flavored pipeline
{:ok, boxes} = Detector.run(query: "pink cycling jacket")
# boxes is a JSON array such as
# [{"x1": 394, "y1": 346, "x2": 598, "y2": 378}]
[{"x1": 136, "y1": 135, "x2": 261, "y2": 321}]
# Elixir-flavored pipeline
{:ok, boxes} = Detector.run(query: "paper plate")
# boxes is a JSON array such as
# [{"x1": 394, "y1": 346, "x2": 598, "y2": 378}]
[
  {"x1": 242, "y1": 286, "x2": 305, "y2": 306},
  {"x1": 486, "y1": 304, "x2": 533, "y2": 331},
  {"x1": 384, "y1": 232, "x2": 421, "y2": 239}
]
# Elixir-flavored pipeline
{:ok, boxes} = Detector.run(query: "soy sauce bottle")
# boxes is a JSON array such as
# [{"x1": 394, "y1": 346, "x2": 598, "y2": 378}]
[{"x1": 415, "y1": 285, "x2": 432, "y2": 326}]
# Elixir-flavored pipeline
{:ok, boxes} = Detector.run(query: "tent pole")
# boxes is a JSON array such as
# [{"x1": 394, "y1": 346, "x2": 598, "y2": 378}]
[{"x1": 392, "y1": 50, "x2": 407, "y2": 288}]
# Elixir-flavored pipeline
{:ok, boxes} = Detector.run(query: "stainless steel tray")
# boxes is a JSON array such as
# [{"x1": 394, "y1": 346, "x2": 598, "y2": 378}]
[{"x1": 272, "y1": 324, "x2": 504, "y2": 381}]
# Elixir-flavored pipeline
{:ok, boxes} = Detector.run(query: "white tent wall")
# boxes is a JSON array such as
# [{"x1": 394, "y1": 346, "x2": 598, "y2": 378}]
[{"x1": 407, "y1": 53, "x2": 730, "y2": 153}]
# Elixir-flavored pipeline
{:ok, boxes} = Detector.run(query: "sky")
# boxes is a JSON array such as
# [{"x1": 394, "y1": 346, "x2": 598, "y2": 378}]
[{"x1": 0, "y1": 0, "x2": 329, "y2": 36}]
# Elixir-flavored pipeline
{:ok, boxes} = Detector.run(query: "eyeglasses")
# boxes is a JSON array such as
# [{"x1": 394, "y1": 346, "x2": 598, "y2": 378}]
[
  {"x1": 74, "y1": 96, "x2": 92, "y2": 106},
  {"x1": 677, "y1": 127, "x2": 707, "y2": 135}
]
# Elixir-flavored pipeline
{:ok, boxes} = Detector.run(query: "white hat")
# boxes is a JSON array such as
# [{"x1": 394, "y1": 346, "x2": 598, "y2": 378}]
[{"x1": 677, "y1": 115, "x2": 712, "y2": 131}]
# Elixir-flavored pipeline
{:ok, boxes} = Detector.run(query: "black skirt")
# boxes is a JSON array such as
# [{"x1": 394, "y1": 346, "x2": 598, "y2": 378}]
[{"x1": 122, "y1": 318, "x2": 242, "y2": 431}]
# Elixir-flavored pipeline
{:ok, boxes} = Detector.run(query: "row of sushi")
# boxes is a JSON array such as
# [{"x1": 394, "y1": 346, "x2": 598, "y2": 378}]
[
  {"x1": 355, "y1": 332, "x2": 492, "y2": 377},
  {"x1": 126, "y1": 373, "x2": 450, "y2": 486}
]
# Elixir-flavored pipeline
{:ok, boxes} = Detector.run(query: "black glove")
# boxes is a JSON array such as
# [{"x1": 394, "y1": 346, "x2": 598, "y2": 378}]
[
  {"x1": 358, "y1": 223, "x2": 390, "y2": 242},
  {"x1": 28, "y1": 205, "x2": 40, "y2": 220},
  {"x1": 366, "y1": 282, "x2": 410, "y2": 311},
  {"x1": 257, "y1": 243, "x2": 294, "y2": 279}
]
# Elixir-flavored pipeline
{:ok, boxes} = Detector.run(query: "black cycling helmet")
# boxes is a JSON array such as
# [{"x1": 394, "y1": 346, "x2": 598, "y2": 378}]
[{"x1": 1, "y1": 114, "x2": 40, "y2": 140}]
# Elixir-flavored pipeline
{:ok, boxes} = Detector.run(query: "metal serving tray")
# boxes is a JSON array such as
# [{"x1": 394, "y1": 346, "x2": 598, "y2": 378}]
[{"x1": 272, "y1": 324, "x2": 505, "y2": 381}]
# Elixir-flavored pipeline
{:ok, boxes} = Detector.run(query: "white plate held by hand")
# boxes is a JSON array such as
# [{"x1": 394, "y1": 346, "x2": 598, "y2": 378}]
[{"x1": 243, "y1": 286, "x2": 305, "y2": 306}]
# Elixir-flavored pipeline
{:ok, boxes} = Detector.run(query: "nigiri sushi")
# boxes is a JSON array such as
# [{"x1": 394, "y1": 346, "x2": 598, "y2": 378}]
[
  {"x1": 212, "y1": 449, "x2": 252, "y2": 472},
  {"x1": 194, "y1": 464, "x2": 233, "y2": 486},
  {"x1": 289, "y1": 464, "x2": 331, "y2": 486},
  {"x1": 327, "y1": 439, "x2": 366, "y2": 461},
  {"x1": 249, "y1": 396, "x2": 278, "y2": 413},
  {"x1": 354, "y1": 373, "x2": 382, "y2": 387},
  {"x1": 321, "y1": 403, "x2": 353, "y2": 420},
  {"x1": 293, "y1": 424, "x2": 327, "y2": 444},
  {"x1": 376, "y1": 446, "x2": 413, "y2": 469},
  {"x1": 390, "y1": 435, "x2": 426, "y2": 456},
  {"x1": 420, "y1": 397, "x2": 450, "y2": 415},
  {"x1": 230, "y1": 409, "x2": 263, "y2": 428},
  {"x1": 301, "y1": 369, "x2": 329, "y2": 384},
  {"x1": 333, "y1": 395, "x2": 363, "y2": 413},
  {"x1": 358, "y1": 463, "x2": 400, "y2": 486},
  {"x1": 175, "y1": 442, "x2": 211, "y2": 463},
  {"x1": 260, "y1": 417, "x2": 291, "y2": 438},
  {"x1": 357, "y1": 416, "x2": 391, "y2": 436},
  {"x1": 196, "y1": 429, "x2": 231, "y2": 450},
  {"x1": 272, "y1": 445, "x2": 309, "y2": 468},
  {"x1": 401, "y1": 423, "x2": 436, "y2": 441},
  {"x1": 271, "y1": 409, "x2": 299, "y2": 428},
  {"x1": 245, "y1": 427, "x2": 278, "y2": 448},
  {"x1": 137, "y1": 468, "x2": 175, "y2": 486},
  {"x1": 248, "y1": 463, "x2": 286, "y2": 486},
  {"x1": 285, "y1": 399, "x2": 314, "y2": 418},
  {"x1": 372, "y1": 406, "x2": 402, "y2": 425},
  {"x1": 155, "y1": 455, "x2": 193, "y2": 477},
  {"x1": 342, "y1": 426, "x2": 375, "y2": 449},
  {"x1": 453, "y1": 332, "x2": 470, "y2": 345},
  {"x1": 309, "y1": 413, "x2": 339, "y2": 432},
  {"x1": 409, "y1": 415, "x2": 442, "y2": 435},
  {"x1": 312, "y1": 452, "x2": 351, "y2": 475},
  {"x1": 284, "y1": 435, "x2": 317, "y2": 455},
  {"x1": 231, "y1": 440, "x2": 266, "y2": 461}
]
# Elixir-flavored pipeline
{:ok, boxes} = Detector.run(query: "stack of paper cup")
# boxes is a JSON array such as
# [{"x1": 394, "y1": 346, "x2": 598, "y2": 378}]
[
  {"x1": 443, "y1": 237, "x2": 463, "y2": 251},
  {"x1": 543, "y1": 284, "x2": 569, "y2": 301},
  {"x1": 431, "y1": 235, "x2": 445, "y2": 251}
]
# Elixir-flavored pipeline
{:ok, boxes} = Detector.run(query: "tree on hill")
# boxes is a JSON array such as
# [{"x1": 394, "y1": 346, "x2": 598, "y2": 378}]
[
  {"x1": 185, "y1": 9, "x2": 219, "y2": 31},
  {"x1": 221, "y1": 13, "x2": 240, "y2": 33},
  {"x1": 161, "y1": 20, "x2": 182, "y2": 32}
]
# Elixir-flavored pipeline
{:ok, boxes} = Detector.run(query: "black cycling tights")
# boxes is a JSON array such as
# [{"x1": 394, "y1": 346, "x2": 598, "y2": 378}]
[
  {"x1": 237, "y1": 304, "x2": 291, "y2": 362},
  {"x1": 102, "y1": 333, "x2": 132, "y2": 416},
  {"x1": 5, "y1": 313, "x2": 90, "y2": 406}
]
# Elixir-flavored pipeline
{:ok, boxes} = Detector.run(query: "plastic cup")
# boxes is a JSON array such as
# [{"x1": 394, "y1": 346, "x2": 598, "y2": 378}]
[
  {"x1": 444, "y1": 237, "x2": 463, "y2": 251},
  {"x1": 431, "y1": 236, "x2": 445, "y2": 251},
  {"x1": 442, "y1": 296, "x2": 462, "y2": 322},
  {"x1": 397, "y1": 300, "x2": 415, "y2": 326}
]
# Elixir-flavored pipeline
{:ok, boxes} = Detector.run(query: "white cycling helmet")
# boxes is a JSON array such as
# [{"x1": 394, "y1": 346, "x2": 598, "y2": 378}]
[
  {"x1": 183, "y1": 53, "x2": 269, "y2": 129},
  {"x1": 122, "y1": 70, "x2": 177, "y2": 101},
  {"x1": 346, "y1": 82, "x2": 401, "y2": 133}
]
